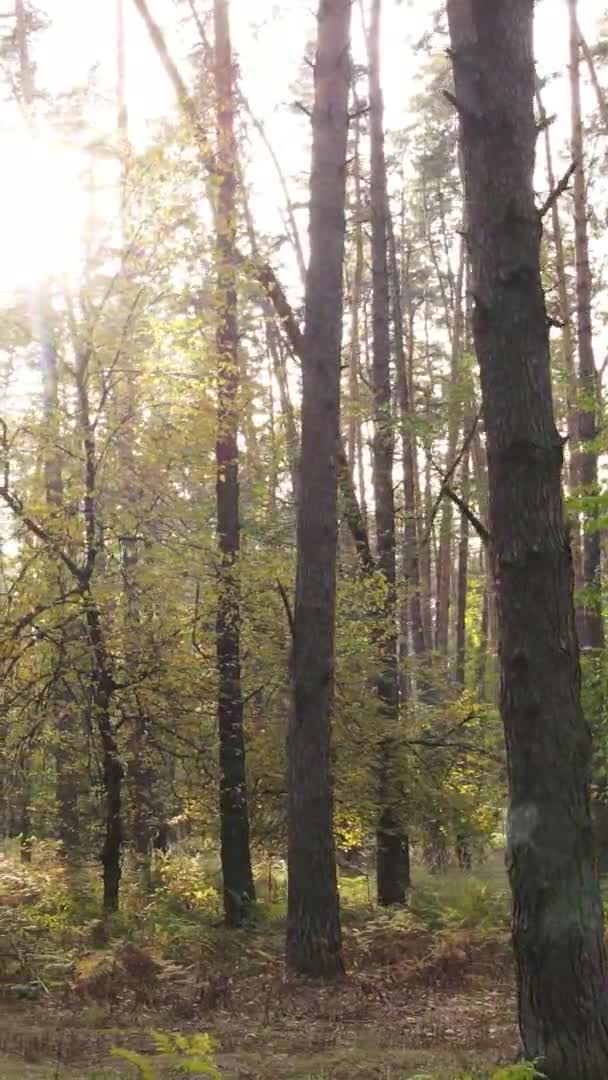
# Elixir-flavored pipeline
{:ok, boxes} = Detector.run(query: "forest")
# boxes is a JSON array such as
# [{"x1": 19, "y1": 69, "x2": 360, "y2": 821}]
[{"x1": 0, "y1": 0, "x2": 607, "y2": 1077}]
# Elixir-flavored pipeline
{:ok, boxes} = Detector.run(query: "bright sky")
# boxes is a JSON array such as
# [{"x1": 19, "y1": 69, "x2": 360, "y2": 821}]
[{"x1": 0, "y1": 0, "x2": 603, "y2": 295}]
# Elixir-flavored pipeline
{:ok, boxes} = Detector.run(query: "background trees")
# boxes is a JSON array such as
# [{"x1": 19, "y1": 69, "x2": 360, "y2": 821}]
[{"x1": 1, "y1": 0, "x2": 608, "y2": 1069}]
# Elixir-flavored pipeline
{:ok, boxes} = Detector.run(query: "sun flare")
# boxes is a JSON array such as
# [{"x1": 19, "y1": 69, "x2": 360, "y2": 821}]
[{"x1": 0, "y1": 129, "x2": 88, "y2": 295}]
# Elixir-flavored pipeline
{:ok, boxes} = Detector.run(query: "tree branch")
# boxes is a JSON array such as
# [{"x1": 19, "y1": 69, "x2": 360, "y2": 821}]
[
  {"x1": 423, "y1": 410, "x2": 481, "y2": 545},
  {"x1": 444, "y1": 484, "x2": 490, "y2": 546},
  {"x1": 539, "y1": 161, "x2": 577, "y2": 219}
]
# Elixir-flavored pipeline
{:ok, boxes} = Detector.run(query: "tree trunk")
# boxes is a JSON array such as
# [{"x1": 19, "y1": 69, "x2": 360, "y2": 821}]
[
  {"x1": 455, "y1": 447, "x2": 470, "y2": 689},
  {"x1": 286, "y1": 0, "x2": 351, "y2": 978},
  {"x1": 474, "y1": 552, "x2": 489, "y2": 698},
  {"x1": 390, "y1": 220, "x2": 426, "y2": 662},
  {"x1": 366, "y1": 0, "x2": 408, "y2": 905},
  {"x1": 568, "y1": 0, "x2": 604, "y2": 656},
  {"x1": 115, "y1": 0, "x2": 156, "y2": 887},
  {"x1": 420, "y1": 430, "x2": 435, "y2": 649},
  {"x1": 580, "y1": 31, "x2": 608, "y2": 135},
  {"x1": 213, "y1": 0, "x2": 255, "y2": 928},
  {"x1": 16, "y1": 0, "x2": 81, "y2": 860},
  {"x1": 348, "y1": 108, "x2": 365, "y2": 488},
  {"x1": 448, "y1": 1, "x2": 608, "y2": 1073},
  {"x1": 536, "y1": 84, "x2": 578, "y2": 486},
  {"x1": 536, "y1": 82, "x2": 582, "y2": 629},
  {"x1": 435, "y1": 245, "x2": 465, "y2": 659}
]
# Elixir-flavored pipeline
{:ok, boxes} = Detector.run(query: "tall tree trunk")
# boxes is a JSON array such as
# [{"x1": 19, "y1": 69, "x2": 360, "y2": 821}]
[
  {"x1": 435, "y1": 238, "x2": 465, "y2": 657},
  {"x1": 455, "y1": 447, "x2": 470, "y2": 689},
  {"x1": 348, "y1": 109, "x2": 365, "y2": 488},
  {"x1": 366, "y1": 0, "x2": 408, "y2": 906},
  {"x1": 536, "y1": 80, "x2": 581, "y2": 614},
  {"x1": 389, "y1": 221, "x2": 426, "y2": 661},
  {"x1": 420, "y1": 419, "x2": 435, "y2": 651},
  {"x1": 448, "y1": 1, "x2": 608, "y2": 1073},
  {"x1": 16, "y1": 0, "x2": 80, "y2": 859},
  {"x1": 536, "y1": 83, "x2": 577, "y2": 487},
  {"x1": 70, "y1": 322, "x2": 123, "y2": 913},
  {"x1": 580, "y1": 31, "x2": 608, "y2": 135},
  {"x1": 85, "y1": 598, "x2": 123, "y2": 914},
  {"x1": 568, "y1": 0, "x2": 604, "y2": 656},
  {"x1": 475, "y1": 554, "x2": 490, "y2": 699},
  {"x1": 286, "y1": 0, "x2": 351, "y2": 978},
  {"x1": 213, "y1": 0, "x2": 255, "y2": 928},
  {"x1": 114, "y1": 0, "x2": 155, "y2": 885},
  {"x1": 470, "y1": 413, "x2": 496, "y2": 697}
]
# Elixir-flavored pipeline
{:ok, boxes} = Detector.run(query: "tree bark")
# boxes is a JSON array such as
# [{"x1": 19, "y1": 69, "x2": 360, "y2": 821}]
[
  {"x1": 213, "y1": 0, "x2": 255, "y2": 928},
  {"x1": 286, "y1": 0, "x2": 351, "y2": 978},
  {"x1": 347, "y1": 107, "x2": 365, "y2": 494},
  {"x1": 389, "y1": 222, "x2": 426, "y2": 661},
  {"x1": 568, "y1": 0, "x2": 604, "y2": 656},
  {"x1": 435, "y1": 238, "x2": 465, "y2": 657},
  {"x1": 536, "y1": 84, "x2": 578, "y2": 485},
  {"x1": 447, "y1": 1, "x2": 608, "y2": 1074},
  {"x1": 366, "y1": 0, "x2": 408, "y2": 905}
]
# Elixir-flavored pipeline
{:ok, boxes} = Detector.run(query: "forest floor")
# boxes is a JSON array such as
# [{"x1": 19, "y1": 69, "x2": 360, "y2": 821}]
[{"x1": 0, "y1": 846, "x2": 519, "y2": 1078}]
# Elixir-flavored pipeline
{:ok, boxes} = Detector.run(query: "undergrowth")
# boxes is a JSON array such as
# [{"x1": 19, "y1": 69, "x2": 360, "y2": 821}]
[
  {"x1": 0, "y1": 842, "x2": 514, "y2": 995},
  {"x1": 0, "y1": 841, "x2": 519, "y2": 1077}
]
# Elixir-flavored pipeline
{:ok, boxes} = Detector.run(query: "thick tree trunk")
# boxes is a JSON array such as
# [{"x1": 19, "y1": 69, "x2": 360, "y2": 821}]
[
  {"x1": 286, "y1": 0, "x2": 351, "y2": 977},
  {"x1": 568, "y1": 0, "x2": 604, "y2": 656},
  {"x1": 213, "y1": 0, "x2": 255, "y2": 928},
  {"x1": 447, "y1": 1, "x2": 608, "y2": 1074},
  {"x1": 367, "y1": 0, "x2": 408, "y2": 906}
]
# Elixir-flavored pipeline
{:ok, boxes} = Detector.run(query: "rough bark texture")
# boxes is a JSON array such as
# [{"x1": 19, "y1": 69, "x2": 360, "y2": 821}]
[
  {"x1": 568, "y1": 0, "x2": 604, "y2": 655},
  {"x1": 447, "y1": 1, "x2": 608, "y2": 1074},
  {"x1": 367, "y1": 0, "x2": 408, "y2": 906},
  {"x1": 214, "y1": 0, "x2": 255, "y2": 928},
  {"x1": 286, "y1": 0, "x2": 351, "y2": 978}
]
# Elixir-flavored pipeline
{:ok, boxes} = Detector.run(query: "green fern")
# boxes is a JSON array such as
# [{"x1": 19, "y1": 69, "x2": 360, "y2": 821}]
[
  {"x1": 410, "y1": 1064, "x2": 544, "y2": 1080},
  {"x1": 112, "y1": 1030, "x2": 220, "y2": 1078},
  {"x1": 491, "y1": 1065, "x2": 545, "y2": 1080},
  {"x1": 110, "y1": 1047, "x2": 155, "y2": 1080}
]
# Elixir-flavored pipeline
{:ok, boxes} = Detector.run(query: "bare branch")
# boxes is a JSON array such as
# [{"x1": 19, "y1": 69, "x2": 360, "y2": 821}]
[
  {"x1": 423, "y1": 410, "x2": 482, "y2": 545},
  {"x1": 539, "y1": 160, "x2": 577, "y2": 218}
]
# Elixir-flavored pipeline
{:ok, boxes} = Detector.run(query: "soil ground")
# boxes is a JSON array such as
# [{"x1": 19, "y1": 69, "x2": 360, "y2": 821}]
[{"x1": 0, "y1": 849, "x2": 519, "y2": 1078}]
